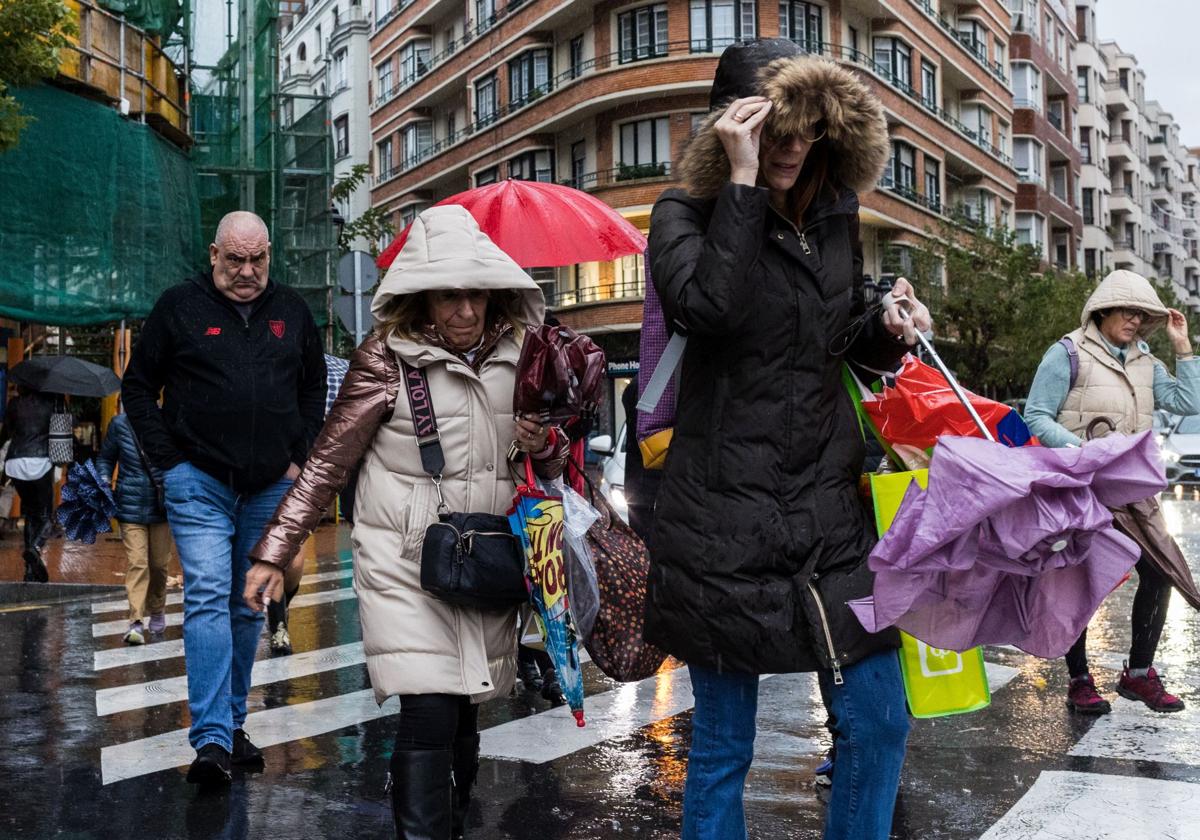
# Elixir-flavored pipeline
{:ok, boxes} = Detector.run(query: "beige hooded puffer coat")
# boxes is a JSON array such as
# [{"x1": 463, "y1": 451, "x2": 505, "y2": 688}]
[
  {"x1": 252, "y1": 206, "x2": 555, "y2": 705},
  {"x1": 1058, "y1": 269, "x2": 1170, "y2": 437}
]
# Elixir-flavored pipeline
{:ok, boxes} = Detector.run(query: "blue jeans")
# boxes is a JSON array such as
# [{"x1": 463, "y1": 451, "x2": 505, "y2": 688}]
[
  {"x1": 163, "y1": 462, "x2": 293, "y2": 752},
  {"x1": 683, "y1": 650, "x2": 908, "y2": 840}
]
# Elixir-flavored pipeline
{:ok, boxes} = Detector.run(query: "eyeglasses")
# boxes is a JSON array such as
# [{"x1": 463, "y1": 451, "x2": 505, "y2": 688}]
[
  {"x1": 1118, "y1": 307, "x2": 1150, "y2": 322},
  {"x1": 765, "y1": 123, "x2": 828, "y2": 146}
]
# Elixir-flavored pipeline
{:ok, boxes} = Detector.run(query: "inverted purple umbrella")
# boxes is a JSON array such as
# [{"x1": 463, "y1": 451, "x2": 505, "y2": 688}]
[{"x1": 849, "y1": 431, "x2": 1166, "y2": 658}]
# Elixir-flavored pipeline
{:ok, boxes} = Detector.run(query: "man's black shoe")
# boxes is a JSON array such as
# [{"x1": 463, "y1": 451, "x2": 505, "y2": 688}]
[
  {"x1": 231, "y1": 728, "x2": 264, "y2": 769},
  {"x1": 186, "y1": 743, "x2": 232, "y2": 785}
]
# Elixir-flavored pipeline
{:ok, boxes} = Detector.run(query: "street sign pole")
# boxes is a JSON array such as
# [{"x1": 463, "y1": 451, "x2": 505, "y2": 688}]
[{"x1": 353, "y1": 255, "x2": 363, "y2": 347}]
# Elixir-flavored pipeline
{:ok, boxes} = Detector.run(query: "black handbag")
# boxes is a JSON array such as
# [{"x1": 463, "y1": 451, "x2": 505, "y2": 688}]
[{"x1": 403, "y1": 362, "x2": 528, "y2": 611}]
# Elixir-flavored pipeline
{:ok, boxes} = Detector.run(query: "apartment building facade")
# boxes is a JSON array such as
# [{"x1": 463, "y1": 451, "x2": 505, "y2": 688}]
[
  {"x1": 1072, "y1": 0, "x2": 1110, "y2": 279},
  {"x1": 366, "y1": 0, "x2": 1018, "y2": 432},
  {"x1": 281, "y1": 0, "x2": 375, "y2": 251},
  {"x1": 1007, "y1": 0, "x2": 1081, "y2": 269}
]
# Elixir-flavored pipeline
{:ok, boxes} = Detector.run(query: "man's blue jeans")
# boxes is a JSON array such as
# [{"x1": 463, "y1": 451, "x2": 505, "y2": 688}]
[
  {"x1": 163, "y1": 462, "x2": 293, "y2": 752},
  {"x1": 682, "y1": 649, "x2": 908, "y2": 840}
]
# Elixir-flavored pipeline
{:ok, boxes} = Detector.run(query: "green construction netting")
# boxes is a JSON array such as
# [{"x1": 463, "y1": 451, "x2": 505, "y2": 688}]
[
  {"x1": 97, "y1": 0, "x2": 183, "y2": 39},
  {"x1": 0, "y1": 84, "x2": 202, "y2": 325}
]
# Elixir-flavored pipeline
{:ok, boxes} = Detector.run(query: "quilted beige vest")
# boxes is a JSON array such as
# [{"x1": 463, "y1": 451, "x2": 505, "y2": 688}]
[{"x1": 1057, "y1": 322, "x2": 1157, "y2": 438}]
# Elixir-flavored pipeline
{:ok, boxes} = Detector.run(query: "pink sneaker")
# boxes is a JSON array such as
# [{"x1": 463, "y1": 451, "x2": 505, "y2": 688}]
[
  {"x1": 1066, "y1": 674, "x2": 1111, "y2": 715},
  {"x1": 1117, "y1": 664, "x2": 1185, "y2": 712}
]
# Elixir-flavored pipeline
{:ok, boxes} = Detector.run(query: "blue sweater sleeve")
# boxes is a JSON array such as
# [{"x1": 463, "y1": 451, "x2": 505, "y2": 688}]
[
  {"x1": 1024, "y1": 343, "x2": 1083, "y2": 448},
  {"x1": 1153, "y1": 357, "x2": 1200, "y2": 415}
]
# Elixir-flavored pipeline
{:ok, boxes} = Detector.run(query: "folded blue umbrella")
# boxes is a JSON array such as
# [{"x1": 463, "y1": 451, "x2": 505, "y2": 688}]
[{"x1": 56, "y1": 460, "x2": 117, "y2": 544}]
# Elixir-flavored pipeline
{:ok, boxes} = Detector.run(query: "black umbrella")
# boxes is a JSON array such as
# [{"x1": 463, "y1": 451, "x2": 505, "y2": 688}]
[{"x1": 9, "y1": 356, "x2": 121, "y2": 397}]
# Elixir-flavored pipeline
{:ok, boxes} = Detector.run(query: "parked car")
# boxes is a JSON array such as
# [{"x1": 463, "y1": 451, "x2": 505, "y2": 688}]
[
  {"x1": 1161, "y1": 413, "x2": 1200, "y2": 484},
  {"x1": 587, "y1": 424, "x2": 629, "y2": 523}
]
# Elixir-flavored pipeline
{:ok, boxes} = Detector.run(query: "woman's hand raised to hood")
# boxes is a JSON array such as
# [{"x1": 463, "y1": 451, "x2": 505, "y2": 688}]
[{"x1": 714, "y1": 96, "x2": 772, "y2": 187}]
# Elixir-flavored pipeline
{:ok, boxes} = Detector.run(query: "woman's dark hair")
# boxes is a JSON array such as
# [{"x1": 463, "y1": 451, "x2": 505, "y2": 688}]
[{"x1": 1091, "y1": 309, "x2": 1108, "y2": 327}]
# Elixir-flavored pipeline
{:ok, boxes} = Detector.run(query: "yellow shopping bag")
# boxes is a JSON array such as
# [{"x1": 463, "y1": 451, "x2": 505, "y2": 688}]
[{"x1": 871, "y1": 471, "x2": 992, "y2": 718}]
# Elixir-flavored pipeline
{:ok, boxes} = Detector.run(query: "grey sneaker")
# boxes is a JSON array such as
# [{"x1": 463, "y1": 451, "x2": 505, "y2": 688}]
[
  {"x1": 123, "y1": 621, "x2": 145, "y2": 646},
  {"x1": 148, "y1": 613, "x2": 167, "y2": 634}
]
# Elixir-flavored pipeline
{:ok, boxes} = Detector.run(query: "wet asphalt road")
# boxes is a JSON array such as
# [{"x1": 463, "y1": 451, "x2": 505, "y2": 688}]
[{"x1": 3, "y1": 502, "x2": 1200, "y2": 839}]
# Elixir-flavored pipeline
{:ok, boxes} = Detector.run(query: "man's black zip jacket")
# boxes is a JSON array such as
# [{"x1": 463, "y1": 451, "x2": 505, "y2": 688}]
[{"x1": 122, "y1": 271, "x2": 327, "y2": 494}]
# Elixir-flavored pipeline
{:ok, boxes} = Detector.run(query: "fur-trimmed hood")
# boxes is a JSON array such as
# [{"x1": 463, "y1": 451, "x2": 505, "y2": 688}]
[{"x1": 679, "y1": 51, "x2": 891, "y2": 199}]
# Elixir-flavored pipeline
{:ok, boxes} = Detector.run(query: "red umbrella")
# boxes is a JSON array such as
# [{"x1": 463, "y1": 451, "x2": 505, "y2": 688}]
[{"x1": 376, "y1": 179, "x2": 647, "y2": 269}]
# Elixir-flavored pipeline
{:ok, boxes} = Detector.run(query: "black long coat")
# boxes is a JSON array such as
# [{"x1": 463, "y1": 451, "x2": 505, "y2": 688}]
[{"x1": 646, "y1": 180, "x2": 907, "y2": 676}]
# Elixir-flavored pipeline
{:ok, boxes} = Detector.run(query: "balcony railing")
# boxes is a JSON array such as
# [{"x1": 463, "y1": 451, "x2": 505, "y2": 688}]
[
  {"x1": 908, "y1": 0, "x2": 1009, "y2": 85},
  {"x1": 371, "y1": 37, "x2": 1015, "y2": 192},
  {"x1": 561, "y1": 162, "x2": 674, "y2": 191},
  {"x1": 545, "y1": 279, "x2": 645, "y2": 309},
  {"x1": 878, "y1": 175, "x2": 942, "y2": 214}
]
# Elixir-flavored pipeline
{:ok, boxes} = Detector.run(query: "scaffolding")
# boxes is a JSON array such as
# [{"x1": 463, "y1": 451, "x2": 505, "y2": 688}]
[{"x1": 190, "y1": 0, "x2": 336, "y2": 327}]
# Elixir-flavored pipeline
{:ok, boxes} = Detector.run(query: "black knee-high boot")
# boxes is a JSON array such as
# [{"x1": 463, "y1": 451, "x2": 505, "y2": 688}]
[
  {"x1": 451, "y1": 734, "x2": 480, "y2": 840},
  {"x1": 389, "y1": 749, "x2": 453, "y2": 840}
]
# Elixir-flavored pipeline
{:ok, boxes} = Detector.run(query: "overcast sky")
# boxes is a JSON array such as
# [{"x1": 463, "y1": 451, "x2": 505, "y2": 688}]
[{"x1": 1096, "y1": 0, "x2": 1200, "y2": 147}]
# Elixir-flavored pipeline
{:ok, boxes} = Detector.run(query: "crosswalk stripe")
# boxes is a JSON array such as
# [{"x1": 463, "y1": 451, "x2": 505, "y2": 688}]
[
  {"x1": 90, "y1": 586, "x2": 358, "y2": 638},
  {"x1": 1068, "y1": 697, "x2": 1200, "y2": 766},
  {"x1": 94, "y1": 638, "x2": 185, "y2": 671},
  {"x1": 95, "y1": 642, "x2": 366, "y2": 717},
  {"x1": 90, "y1": 567, "x2": 354, "y2": 614},
  {"x1": 101, "y1": 689, "x2": 397, "y2": 785},
  {"x1": 978, "y1": 770, "x2": 1200, "y2": 839}
]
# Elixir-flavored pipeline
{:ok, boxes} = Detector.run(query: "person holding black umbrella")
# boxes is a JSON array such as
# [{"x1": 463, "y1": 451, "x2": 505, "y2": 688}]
[{"x1": 0, "y1": 385, "x2": 54, "y2": 581}]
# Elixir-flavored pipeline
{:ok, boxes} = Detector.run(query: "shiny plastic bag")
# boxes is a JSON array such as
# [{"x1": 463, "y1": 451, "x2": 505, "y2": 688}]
[
  {"x1": 514, "y1": 324, "x2": 606, "y2": 425},
  {"x1": 860, "y1": 355, "x2": 1035, "y2": 450},
  {"x1": 562, "y1": 484, "x2": 601, "y2": 641}
]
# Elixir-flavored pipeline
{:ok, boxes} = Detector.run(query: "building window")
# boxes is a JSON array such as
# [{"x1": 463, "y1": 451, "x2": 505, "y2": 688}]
[
  {"x1": 1084, "y1": 248, "x2": 1097, "y2": 278},
  {"x1": 446, "y1": 110, "x2": 457, "y2": 140},
  {"x1": 1080, "y1": 127, "x2": 1092, "y2": 164},
  {"x1": 1082, "y1": 188, "x2": 1095, "y2": 225},
  {"x1": 570, "y1": 35, "x2": 584, "y2": 78},
  {"x1": 619, "y1": 116, "x2": 671, "y2": 177},
  {"x1": 509, "y1": 149, "x2": 555, "y2": 182},
  {"x1": 333, "y1": 50, "x2": 348, "y2": 91},
  {"x1": 887, "y1": 141, "x2": 915, "y2": 195},
  {"x1": 1015, "y1": 212, "x2": 1044, "y2": 253},
  {"x1": 618, "y1": 4, "x2": 668, "y2": 63},
  {"x1": 571, "y1": 140, "x2": 586, "y2": 186},
  {"x1": 1013, "y1": 137, "x2": 1043, "y2": 184},
  {"x1": 779, "y1": 1, "x2": 823, "y2": 54},
  {"x1": 375, "y1": 0, "x2": 392, "y2": 23},
  {"x1": 924, "y1": 157, "x2": 940, "y2": 211},
  {"x1": 377, "y1": 59, "x2": 394, "y2": 101},
  {"x1": 956, "y1": 18, "x2": 986, "y2": 60},
  {"x1": 400, "y1": 202, "x2": 431, "y2": 226},
  {"x1": 1047, "y1": 99, "x2": 1065, "y2": 133},
  {"x1": 401, "y1": 121, "x2": 433, "y2": 169},
  {"x1": 848, "y1": 25, "x2": 859, "y2": 55},
  {"x1": 993, "y1": 39, "x2": 1006, "y2": 69},
  {"x1": 1011, "y1": 62, "x2": 1041, "y2": 111},
  {"x1": 1119, "y1": 68, "x2": 1129, "y2": 92},
  {"x1": 689, "y1": 0, "x2": 756, "y2": 53},
  {"x1": 1050, "y1": 164, "x2": 1068, "y2": 202},
  {"x1": 475, "y1": 0, "x2": 496, "y2": 32},
  {"x1": 377, "y1": 136, "x2": 394, "y2": 179},
  {"x1": 315, "y1": 25, "x2": 322, "y2": 58},
  {"x1": 334, "y1": 115, "x2": 350, "y2": 158},
  {"x1": 920, "y1": 59, "x2": 936, "y2": 109},
  {"x1": 474, "y1": 73, "x2": 499, "y2": 126},
  {"x1": 399, "y1": 39, "x2": 432, "y2": 87},
  {"x1": 298, "y1": 43, "x2": 307, "y2": 62},
  {"x1": 873, "y1": 37, "x2": 912, "y2": 91},
  {"x1": 509, "y1": 49, "x2": 551, "y2": 105},
  {"x1": 1076, "y1": 66, "x2": 1090, "y2": 103},
  {"x1": 475, "y1": 165, "x2": 499, "y2": 186}
]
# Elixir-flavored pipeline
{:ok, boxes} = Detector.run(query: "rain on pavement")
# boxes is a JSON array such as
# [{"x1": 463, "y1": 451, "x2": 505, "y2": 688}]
[{"x1": 3, "y1": 501, "x2": 1200, "y2": 839}]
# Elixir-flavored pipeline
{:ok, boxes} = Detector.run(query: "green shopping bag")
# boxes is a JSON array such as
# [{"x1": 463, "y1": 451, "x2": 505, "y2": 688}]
[{"x1": 870, "y1": 471, "x2": 992, "y2": 718}]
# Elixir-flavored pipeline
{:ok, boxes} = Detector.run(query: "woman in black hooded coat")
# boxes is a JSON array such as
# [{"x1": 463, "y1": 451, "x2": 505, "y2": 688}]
[{"x1": 647, "y1": 40, "x2": 932, "y2": 840}]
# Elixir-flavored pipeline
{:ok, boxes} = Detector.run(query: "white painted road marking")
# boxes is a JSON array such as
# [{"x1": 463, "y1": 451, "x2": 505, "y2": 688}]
[
  {"x1": 90, "y1": 568, "x2": 354, "y2": 615},
  {"x1": 1069, "y1": 697, "x2": 1200, "y2": 767},
  {"x1": 95, "y1": 642, "x2": 366, "y2": 716},
  {"x1": 94, "y1": 638, "x2": 186, "y2": 671},
  {"x1": 101, "y1": 689, "x2": 398, "y2": 785},
  {"x1": 978, "y1": 771, "x2": 1200, "y2": 840},
  {"x1": 90, "y1": 586, "x2": 357, "y2": 638}
]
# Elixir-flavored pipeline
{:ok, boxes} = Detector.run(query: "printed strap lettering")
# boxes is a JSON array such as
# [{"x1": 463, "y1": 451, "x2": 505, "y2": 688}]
[{"x1": 401, "y1": 362, "x2": 445, "y2": 478}]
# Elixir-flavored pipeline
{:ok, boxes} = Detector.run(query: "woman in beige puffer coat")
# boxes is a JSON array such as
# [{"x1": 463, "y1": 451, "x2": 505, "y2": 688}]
[{"x1": 246, "y1": 206, "x2": 568, "y2": 839}]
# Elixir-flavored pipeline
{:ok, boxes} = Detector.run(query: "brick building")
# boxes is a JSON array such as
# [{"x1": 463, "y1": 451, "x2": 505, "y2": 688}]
[
  {"x1": 1007, "y1": 0, "x2": 1081, "y2": 269},
  {"x1": 366, "y1": 0, "x2": 1018, "y2": 434}
]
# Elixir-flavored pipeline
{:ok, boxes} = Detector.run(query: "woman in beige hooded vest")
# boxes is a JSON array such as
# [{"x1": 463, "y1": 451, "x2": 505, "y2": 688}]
[
  {"x1": 1025, "y1": 269, "x2": 1200, "y2": 715},
  {"x1": 243, "y1": 206, "x2": 568, "y2": 839}
]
